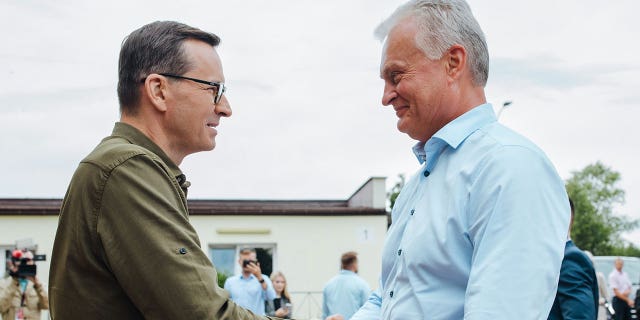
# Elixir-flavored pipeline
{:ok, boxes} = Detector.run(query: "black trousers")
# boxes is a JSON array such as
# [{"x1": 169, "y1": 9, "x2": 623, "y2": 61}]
[{"x1": 612, "y1": 297, "x2": 631, "y2": 320}]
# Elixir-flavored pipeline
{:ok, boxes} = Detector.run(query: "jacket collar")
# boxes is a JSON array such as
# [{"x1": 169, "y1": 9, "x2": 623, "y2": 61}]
[{"x1": 109, "y1": 122, "x2": 185, "y2": 182}]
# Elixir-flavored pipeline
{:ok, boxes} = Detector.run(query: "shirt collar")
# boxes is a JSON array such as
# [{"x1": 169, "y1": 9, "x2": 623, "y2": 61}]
[
  {"x1": 240, "y1": 273, "x2": 256, "y2": 280},
  {"x1": 413, "y1": 103, "x2": 496, "y2": 168},
  {"x1": 340, "y1": 269, "x2": 357, "y2": 275},
  {"x1": 110, "y1": 122, "x2": 185, "y2": 182}
]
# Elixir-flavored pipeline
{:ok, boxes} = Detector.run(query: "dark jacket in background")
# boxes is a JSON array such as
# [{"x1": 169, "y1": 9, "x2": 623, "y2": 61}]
[{"x1": 548, "y1": 240, "x2": 599, "y2": 320}]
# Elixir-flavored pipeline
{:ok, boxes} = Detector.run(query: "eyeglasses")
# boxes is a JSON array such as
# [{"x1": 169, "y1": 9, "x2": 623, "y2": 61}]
[{"x1": 160, "y1": 73, "x2": 226, "y2": 104}]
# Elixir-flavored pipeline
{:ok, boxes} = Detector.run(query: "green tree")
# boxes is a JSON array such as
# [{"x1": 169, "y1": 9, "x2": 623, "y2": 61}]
[
  {"x1": 566, "y1": 161, "x2": 637, "y2": 255},
  {"x1": 610, "y1": 243, "x2": 640, "y2": 257},
  {"x1": 387, "y1": 174, "x2": 405, "y2": 210}
]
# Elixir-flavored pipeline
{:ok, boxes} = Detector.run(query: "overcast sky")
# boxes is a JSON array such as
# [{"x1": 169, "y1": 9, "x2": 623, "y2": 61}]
[{"x1": 1, "y1": 0, "x2": 639, "y2": 241}]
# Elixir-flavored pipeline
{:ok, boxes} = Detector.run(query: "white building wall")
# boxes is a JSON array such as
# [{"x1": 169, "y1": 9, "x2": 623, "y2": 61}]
[
  {"x1": 192, "y1": 214, "x2": 387, "y2": 319},
  {"x1": 0, "y1": 216, "x2": 59, "y2": 283},
  {"x1": 192, "y1": 215, "x2": 386, "y2": 288},
  {"x1": 1, "y1": 214, "x2": 387, "y2": 319}
]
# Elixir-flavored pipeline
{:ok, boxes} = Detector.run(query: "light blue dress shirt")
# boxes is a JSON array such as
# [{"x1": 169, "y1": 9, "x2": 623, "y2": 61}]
[
  {"x1": 322, "y1": 269, "x2": 372, "y2": 319},
  {"x1": 351, "y1": 104, "x2": 570, "y2": 320},
  {"x1": 224, "y1": 273, "x2": 276, "y2": 315}
]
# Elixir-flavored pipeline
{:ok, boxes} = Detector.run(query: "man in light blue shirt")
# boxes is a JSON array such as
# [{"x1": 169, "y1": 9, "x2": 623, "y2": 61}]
[
  {"x1": 224, "y1": 248, "x2": 276, "y2": 315},
  {"x1": 322, "y1": 252, "x2": 371, "y2": 320},
  {"x1": 351, "y1": 1, "x2": 569, "y2": 319}
]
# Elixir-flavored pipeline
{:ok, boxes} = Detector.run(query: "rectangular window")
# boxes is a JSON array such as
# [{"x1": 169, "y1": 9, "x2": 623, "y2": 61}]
[
  {"x1": 208, "y1": 244, "x2": 277, "y2": 278},
  {"x1": 210, "y1": 246, "x2": 236, "y2": 276},
  {"x1": 1, "y1": 246, "x2": 14, "y2": 276}
]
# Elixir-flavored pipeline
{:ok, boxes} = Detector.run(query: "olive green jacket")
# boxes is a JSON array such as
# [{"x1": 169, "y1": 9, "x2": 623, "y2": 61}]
[{"x1": 49, "y1": 122, "x2": 276, "y2": 320}]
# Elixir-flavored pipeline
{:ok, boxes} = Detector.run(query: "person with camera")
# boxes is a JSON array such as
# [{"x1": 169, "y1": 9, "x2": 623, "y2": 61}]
[
  {"x1": 0, "y1": 250, "x2": 48, "y2": 320},
  {"x1": 224, "y1": 248, "x2": 276, "y2": 316}
]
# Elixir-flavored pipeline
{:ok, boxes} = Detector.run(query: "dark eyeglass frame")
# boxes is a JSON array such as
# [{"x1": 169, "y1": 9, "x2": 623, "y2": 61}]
[{"x1": 160, "y1": 73, "x2": 226, "y2": 104}]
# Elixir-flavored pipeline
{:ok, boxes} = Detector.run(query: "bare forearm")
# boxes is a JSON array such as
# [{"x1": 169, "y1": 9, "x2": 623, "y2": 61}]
[{"x1": 613, "y1": 289, "x2": 632, "y2": 303}]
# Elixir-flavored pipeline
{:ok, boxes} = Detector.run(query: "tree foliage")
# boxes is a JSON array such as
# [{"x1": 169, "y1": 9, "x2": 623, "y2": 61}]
[
  {"x1": 387, "y1": 174, "x2": 405, "y2": 210},
  {"x1": 217, "y1": 270, "x2": 230, "y2": 288},
  {"x1": 566, "y1": 161, "x2": 637, "y2": 255}
]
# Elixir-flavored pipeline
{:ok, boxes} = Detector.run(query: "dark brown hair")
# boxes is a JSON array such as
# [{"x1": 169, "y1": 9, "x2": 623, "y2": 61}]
[
  {"x1": 341, "y1": 251, "x2": 358, "y2": 269},
  {"x1": 117, "y1": 21, "x2": 220, "y2": 115}
]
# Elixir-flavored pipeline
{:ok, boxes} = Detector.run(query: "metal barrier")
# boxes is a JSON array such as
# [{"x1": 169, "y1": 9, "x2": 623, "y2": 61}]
[{"x1": 289, "y1": 291, "x2": 323, "y2": 320}]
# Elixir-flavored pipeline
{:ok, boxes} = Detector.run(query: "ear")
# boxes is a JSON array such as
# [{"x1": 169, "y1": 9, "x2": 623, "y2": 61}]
[
  {"x1": 444, "y1": 44, "x2": 467, "y2": 81},
  {"x1": 142, "y1": 74, "x2": 169, "y2": 112}
]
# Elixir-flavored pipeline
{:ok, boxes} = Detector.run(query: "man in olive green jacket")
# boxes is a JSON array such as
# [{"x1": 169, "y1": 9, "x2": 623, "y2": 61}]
[{"x1": 49, "y1": 21, "x2": 279, "y2": 320}]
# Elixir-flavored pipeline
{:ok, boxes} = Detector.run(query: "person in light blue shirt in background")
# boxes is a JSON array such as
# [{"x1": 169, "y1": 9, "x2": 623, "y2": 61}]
[
  {"x1": 351, "y1": 1, "x2": 570, "y2": 319},
  {"x1": 224, "y1": 248, "x2": 276, "y2": 315},
  {"x1": 323, "y1": 252, "x2": 371, "y2": 320}
]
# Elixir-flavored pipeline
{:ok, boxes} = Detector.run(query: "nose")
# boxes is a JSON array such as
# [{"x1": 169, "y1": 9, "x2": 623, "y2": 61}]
[
  {"x1": 215, "y1": 95, "x2": 232, "y2": 117},
  {"x1": 381, "y1": 82, "x2": 397, "y2": 106}
]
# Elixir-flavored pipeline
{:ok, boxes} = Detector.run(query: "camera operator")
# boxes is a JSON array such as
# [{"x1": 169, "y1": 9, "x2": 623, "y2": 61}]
[
  {"x1": 0, "y1": 250, "x2": 48, "y2": 320},
  {"x1": 223, "y1": 248, "x2": 276, "y2": 316}
]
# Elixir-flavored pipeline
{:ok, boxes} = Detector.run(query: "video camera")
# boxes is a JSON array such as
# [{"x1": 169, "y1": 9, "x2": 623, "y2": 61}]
[
  {"x1": 17, "y1": 264, "x2": 36, "y2": 278},
  {"x1": 9, "y1": 249, "x2": 46, "y2": 278}
]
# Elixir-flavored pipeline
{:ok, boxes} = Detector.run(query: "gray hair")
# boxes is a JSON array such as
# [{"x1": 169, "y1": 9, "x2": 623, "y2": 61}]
[
  {"x1": 375, "y1": 0, "x2": 489, "y2": 87},
  {"x1": 117, "y1": 21, "x2": 220, "y2": 115}
]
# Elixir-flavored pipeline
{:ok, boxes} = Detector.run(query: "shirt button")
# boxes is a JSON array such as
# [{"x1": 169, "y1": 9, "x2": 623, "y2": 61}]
[
  {"x1": 423, "y1": 170, "x2": 430, "y2": 177},
  {"x1": 410, "y1": 209, "x2": 415, "y2": 215},
  {"x1": 389, "y1": 290, "x2": 394, "y2": 298},
  {"x1": 179, "y1": 248, "x2": 188, "y2": 254},
  {"x1": 397, "y1": 249, "x2": 402, "y2": 256}
]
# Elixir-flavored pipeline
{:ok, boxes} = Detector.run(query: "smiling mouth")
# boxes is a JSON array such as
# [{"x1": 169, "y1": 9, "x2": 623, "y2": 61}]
[{"x1": 394, "y1": 106, "x2": 409, "y2": 117}]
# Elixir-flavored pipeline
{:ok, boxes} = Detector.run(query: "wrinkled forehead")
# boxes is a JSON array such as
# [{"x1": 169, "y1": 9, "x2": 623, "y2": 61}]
[{"x1": 379, "y1": 17, "x2": 420, "y2": 76}]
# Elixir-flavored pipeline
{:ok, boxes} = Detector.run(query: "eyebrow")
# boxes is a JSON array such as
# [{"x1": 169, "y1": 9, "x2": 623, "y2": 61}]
[{"x1": 380, "y1": 61, "x2": 403, "y2": 80}]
